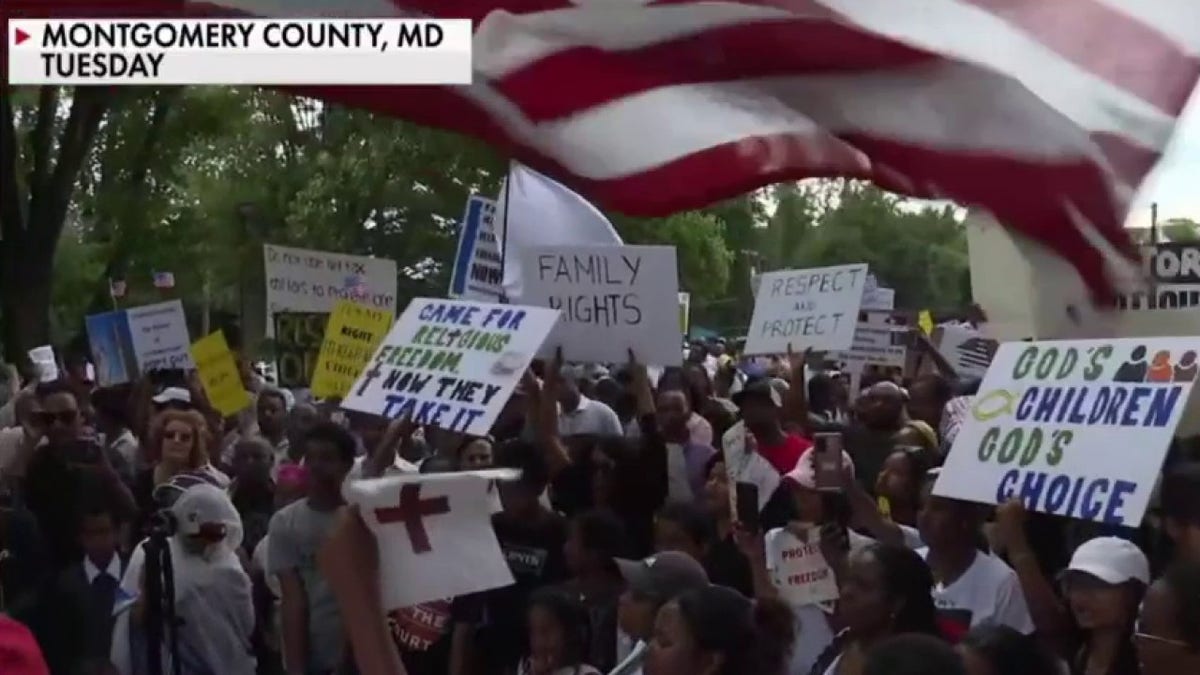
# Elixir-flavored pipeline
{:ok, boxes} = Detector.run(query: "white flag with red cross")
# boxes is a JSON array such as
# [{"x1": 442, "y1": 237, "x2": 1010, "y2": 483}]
[{"x1": 345, "y1": 469, "x2": 518, "y2": 609}]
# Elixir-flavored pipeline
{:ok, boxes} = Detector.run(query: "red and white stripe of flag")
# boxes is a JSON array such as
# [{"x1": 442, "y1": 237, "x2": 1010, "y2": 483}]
[{"x1": 6, "y1": 0, "x2": 1200, "y2": 303}]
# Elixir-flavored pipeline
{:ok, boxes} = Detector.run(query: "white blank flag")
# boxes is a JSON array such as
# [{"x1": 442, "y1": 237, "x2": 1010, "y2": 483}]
[
  {"x1": 346, "y1": 469, "x2": 518, "y2": 609},
  {"x1": 499, "y1": 163, "x2": 623, "y2": 301}
]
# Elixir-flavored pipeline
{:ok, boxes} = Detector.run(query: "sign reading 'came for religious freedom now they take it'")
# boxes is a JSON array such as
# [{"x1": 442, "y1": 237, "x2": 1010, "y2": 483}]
[
  {"x1": 744, "y1": 263, "x2": 867, "y2": 356},
  {"x1": 933, "y1": 338, "x2": 1199, "y2": 527},
  {"x1": 341, "y1": 298, "x2": 560, "y2": 436},
  {"x1": 520, "y1": 244, "x2": 681, "y2": 366}
]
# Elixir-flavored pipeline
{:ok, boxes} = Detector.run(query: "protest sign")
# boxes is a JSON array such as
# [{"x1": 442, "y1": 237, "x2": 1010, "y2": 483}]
[
  {"x1": 678, "y1": 292, "x2": 691, "y2": 335},
  {"x1": 744, "y1": 264, "x2": 867, "y2": 356},
  {"x1": 85, "y1": 310, "x2": 137, "y2": 386},
  {"x1": 933, "y1": 338, "x2": 1199, "y2": 526},
  {"x1": 274, "y1": 312, "x2": 328, "y2": 388},
  {"x1": 311, "y1": 300, "x2": 394, "y2": 399},
  {"x1": 27, "y1": 346, "x2": 58, "y2": 383},
  {"x1": 721, "y1": 422, "x2": 781, "y2": 515},
  {"x1": 766, "y1": 527, "x2": 840, "y2": 607},
  {"x1": 1117, "y1": 243, "x2": 1200, "y2": 310},
  {"x1": 520, "y1": 245, "x2": 681, "y2": 365},
  {"x1": 346, "y1": 470, "x2": 519, "y2": 609},
  {"x1": 126, "y1": 300, "x2": 194, "y2": 372},
  {"x1": 448, "y1": 195, "x2": 503, "y2": 301},
  {"x1": 861, "y1": 274, "x2": 895, "y2": 311},
  {"x1": 832, "y1": 323, "x2": 908, "y2": 370},
  {"x1": 263, "y1": 244, "x2": 397, "y2": 335},
  {"x1": 341, "y1": 298, "x2": 559, "y2": 436},
  {"x1": 190, "y1": 331, "x2": 250, "y2": 417},
  {"x1": 936, "y1": 324, "x2": 998, "y2": 377}
]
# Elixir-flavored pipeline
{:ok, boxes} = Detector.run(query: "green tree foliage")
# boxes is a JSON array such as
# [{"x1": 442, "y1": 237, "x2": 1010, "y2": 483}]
[
  {"x1": 1160, "y1": 217, "x2": 1200, "y2": 243},
  {"x1": 3, "y1": 84, "x2": 974, "y2": 361},
  {"x1": 760, "y1": 181, "x2": 970, "y2": 311},
  {"x1": 612, "y1": 211, "x2": 732, "y2": 302}
]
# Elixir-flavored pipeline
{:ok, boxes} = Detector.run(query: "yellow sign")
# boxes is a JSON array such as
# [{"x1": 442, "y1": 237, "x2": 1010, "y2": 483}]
[
  {"x1": 190, "y1": 331, "x2": 251, "y2": 417},
  {"x1": 918, "y1": 309, "x2": 935, "y2": 336},
  {"x1": 311, "y1": 300, "x2": 394, "y2": 399}
]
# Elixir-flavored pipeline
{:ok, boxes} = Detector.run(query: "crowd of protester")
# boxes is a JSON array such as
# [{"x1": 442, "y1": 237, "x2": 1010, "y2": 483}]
[{"x1": 1, "y1": 332, "x2": 1200, "y2": 675}]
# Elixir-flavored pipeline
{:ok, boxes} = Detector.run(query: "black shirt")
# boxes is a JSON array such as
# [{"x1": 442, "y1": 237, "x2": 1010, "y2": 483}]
[
  {"x1": 455, "y1": 509, "x2": 569, "y2": 674},
  {"x1": 704, "y1": 534, "x2": 754, "y2": 597},
  {"x1": 392, "y1": 598, "x2": 455, "y2": 675},
  {"x1": 23, "y1": 442, "x2": 127, "y2": 570}
]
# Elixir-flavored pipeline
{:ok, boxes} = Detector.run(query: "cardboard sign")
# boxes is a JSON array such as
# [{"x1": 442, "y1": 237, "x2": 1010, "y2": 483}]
[
  {"x1": 1117, "y1": 243, "x2": 1200, "y2": 311},
  {"x1": 766, "y1": 527, "x2": 840, "y2": 607},
  {"x1": 190, "y1": 331, "x2": 251, "y2": 417},
  {"x1": 833, "y1": 322, "x2": 908, "y2": 369},
  {"x1": 264, "y1": 244, "x2": 397, "y2": 335},
  {"x1": 861, "y1": 274, "x2": 895, "y2": 311},
  {"x1": 341, "y1": 298, "x2": 560, "y2": 436},
  {"x1": 85, "y1": 310, "x2": 136, "y2": 386},
  {"x1": 126, "y1": 300, "x2": 194, "y2": 372},
  {"x1": 520, "y1": 245, "x2": 681, "y2": 365},
  {"x1": 311, "y1": 300, "x2": 395, "y2": 399},
  {"x1": 933, "y1": 338, "x2": 1198, "y2": 526},
  {"x1": 721, "y1": 421, "x2": 781, "y2": 514},
  {"x1": 744, "y1": 264, "x2": 867, "y2": 356},
  {"x1": 346, "y1": 470, "x2": 519, "y2": 609},
  {"x1": 448, "y1": 195, "x2": 503, "y2": 301},
  {"x1": 274, "y1": 313, "x2": 328, "y2": 388},
  {"x1": 27, "y1": 346, "x2": 58, "y2": 383}
]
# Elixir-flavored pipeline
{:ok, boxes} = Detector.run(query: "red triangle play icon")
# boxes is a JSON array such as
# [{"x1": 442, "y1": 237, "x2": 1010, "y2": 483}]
[{"x1": 14, "y1": 28, "x2": 30, "y2": 45}]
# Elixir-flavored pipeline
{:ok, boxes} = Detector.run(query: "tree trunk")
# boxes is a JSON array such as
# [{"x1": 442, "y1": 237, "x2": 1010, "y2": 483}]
[
  {"x1": 0, "y1": 243, "x2": 54, "y2": 361},
  {"x1": 0, "y1": 87, "x2": 110, "y2": 364}
]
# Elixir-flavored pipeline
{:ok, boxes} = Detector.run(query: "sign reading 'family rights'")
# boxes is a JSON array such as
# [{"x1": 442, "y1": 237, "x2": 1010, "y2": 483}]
[{"x1": 933, "y1": 338, "x2": 1199, "y2": 526}]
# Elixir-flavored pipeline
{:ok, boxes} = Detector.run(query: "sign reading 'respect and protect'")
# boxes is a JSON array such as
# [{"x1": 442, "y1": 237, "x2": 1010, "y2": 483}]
[
  {"x1": 744, "y1": 263, "x2": 867, "y2": 356},
  {"x1": 933, "y1": 338, "x2": 1199, "y2": 527}
]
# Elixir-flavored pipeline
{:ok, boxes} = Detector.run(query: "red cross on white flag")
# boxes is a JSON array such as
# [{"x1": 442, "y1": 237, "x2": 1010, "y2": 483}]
[{"x1": 346, "y1": 469, "x2": 518, "y2": 609}]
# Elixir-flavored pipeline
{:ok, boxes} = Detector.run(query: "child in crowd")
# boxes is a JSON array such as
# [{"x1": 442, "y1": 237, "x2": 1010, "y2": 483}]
[{"x1": 518, "y1": 588, "x2": 602, "y2": 675}]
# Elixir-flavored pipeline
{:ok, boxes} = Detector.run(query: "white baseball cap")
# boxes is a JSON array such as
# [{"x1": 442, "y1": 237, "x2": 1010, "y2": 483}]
[
  {"x1": 152, "y1": 387, "x2": 193, "y2": 406},
  {"x1": 1065, "y1": 537, "x2": 1150, "y2": 585}
]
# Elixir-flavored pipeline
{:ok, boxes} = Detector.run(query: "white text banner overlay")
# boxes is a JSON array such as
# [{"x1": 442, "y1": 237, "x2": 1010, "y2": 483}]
[{"x1": 8, "y1": 19, "x2": 473, "y2": 85}]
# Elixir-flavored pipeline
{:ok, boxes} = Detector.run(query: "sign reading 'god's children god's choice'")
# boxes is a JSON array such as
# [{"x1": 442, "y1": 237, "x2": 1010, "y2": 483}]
[
  {"x1": 341, "y1": 298, "x2": 560, "y2": 436},
  {"x1": 520, "y1": 244, "x2": 681, "y2": 366},
  {"x1": 744, "y1": 263, "x2": 867, "y2": 356},
  {"x1": 933, "y1": 338, "x2": 1199, "y2": 527}
]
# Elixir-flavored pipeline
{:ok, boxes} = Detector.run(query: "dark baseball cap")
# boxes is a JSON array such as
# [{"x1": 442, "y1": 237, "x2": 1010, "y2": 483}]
[
  {"x1": 615, "y1": 551, "x2": 709, "y2": 604},
  {"x1": 731, "y1": 377, "x2": 783, "y2": 408}
]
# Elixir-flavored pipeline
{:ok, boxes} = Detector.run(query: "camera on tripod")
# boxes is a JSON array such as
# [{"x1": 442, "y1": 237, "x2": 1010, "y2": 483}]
[{"x1": 143, "y1": 508, "x2": 181, "y2": 675}]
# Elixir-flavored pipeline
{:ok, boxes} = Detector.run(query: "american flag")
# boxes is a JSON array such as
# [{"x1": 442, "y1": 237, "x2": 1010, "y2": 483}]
[
  {"x1": 14, "y1": 0, "x2": 1200, "y2": 303},
  {"x1": 956, "y1": 336, "x2": 999, "y2": 371},
  {"x1": 152, "y1": 271, "x2": 175, "y2": 289}
]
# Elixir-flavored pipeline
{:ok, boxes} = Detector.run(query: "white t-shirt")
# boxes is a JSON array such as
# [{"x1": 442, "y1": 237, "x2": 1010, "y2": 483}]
[
  {"x1": 917, "y1": 548, "x2": 1035, "y2": 636},
  {"x1": 0, "y1": 426, "x2": 26, "y2": 476},
  {"x1": 558, "y1": 396, "x2": 623, "y2": 437},
  {"x1": 766, "y1": 527, "x2": 874, "y2": 675}
]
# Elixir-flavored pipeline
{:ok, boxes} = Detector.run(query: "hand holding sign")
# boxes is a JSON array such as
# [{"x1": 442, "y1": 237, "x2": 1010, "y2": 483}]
[{"x1": 318, "y1": 507, "x2": 407, "y2": 675}]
